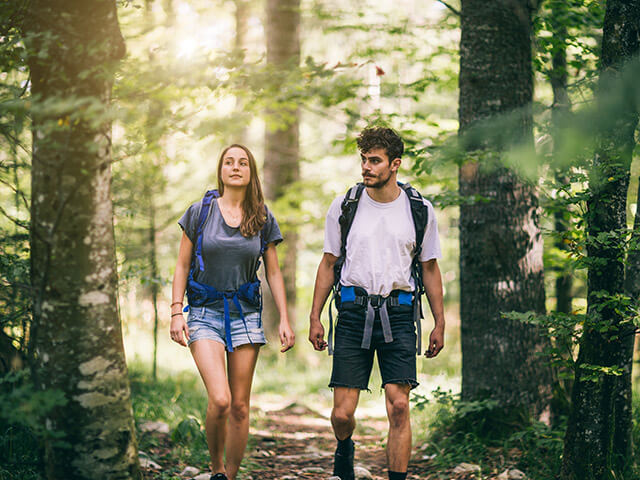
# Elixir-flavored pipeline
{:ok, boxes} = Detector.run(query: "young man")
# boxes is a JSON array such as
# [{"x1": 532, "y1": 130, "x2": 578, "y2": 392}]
[{"x1": 308, "y1": 127, "x2": 445, "y2": 480}]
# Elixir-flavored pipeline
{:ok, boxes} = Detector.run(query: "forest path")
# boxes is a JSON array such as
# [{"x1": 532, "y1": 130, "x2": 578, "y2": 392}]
[{"x1": 245, "y1": 402, "x2": 437, "y2": 480}]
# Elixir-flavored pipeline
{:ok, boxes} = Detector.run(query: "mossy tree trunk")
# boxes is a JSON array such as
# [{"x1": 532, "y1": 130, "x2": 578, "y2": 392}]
[
  {"x1": 458, "y1": 0, "x2": 553, "y2": 418},
  {"x1": 26, "y1": 1, "x2": 140, "y2": 478},
  {"x1": 561, "y1": 1, "x2": 640, "y2": 478}
]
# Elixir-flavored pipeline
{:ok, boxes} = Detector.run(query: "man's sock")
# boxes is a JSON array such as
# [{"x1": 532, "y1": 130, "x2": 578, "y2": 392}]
[
  {"x1": 336, "y1": 435, "x2": 353, "y2": 453},
  {"x1": 388, "y1": 471, "x2": 407, "y2": 480}
]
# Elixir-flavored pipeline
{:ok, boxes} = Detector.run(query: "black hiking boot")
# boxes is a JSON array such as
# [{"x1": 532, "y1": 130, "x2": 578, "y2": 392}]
[
  {"x1": 210, "y1": 474, "x2": 228, "y2": 480},
  {"x1": 333, "y1": 438, "x2": 355, "y2": 480}
]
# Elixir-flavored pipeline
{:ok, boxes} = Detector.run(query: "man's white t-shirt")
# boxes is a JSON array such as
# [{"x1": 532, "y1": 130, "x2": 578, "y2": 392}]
[{"x1": 324, "y1": 187, "x2": 442, "y2": 296}]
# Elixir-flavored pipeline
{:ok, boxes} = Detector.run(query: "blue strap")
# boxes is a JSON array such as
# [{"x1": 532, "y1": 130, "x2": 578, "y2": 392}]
[
  {"x1": 194, "y1": 190, "x2": 219, "y2": 273},
  {"x1": 340, "y1": 286, "x2": 356, "y2": 303},
  {"x1": 223, "y1": 297, "x2": 234, "y2": 352},
  {"x1": 221, "y1": 293, "x2": 253, "y2": 353}
]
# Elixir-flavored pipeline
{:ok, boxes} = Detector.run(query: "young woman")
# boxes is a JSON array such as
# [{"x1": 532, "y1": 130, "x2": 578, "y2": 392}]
[{"x1": 170, "y1": 144, "x2": 295, "y2": 480}]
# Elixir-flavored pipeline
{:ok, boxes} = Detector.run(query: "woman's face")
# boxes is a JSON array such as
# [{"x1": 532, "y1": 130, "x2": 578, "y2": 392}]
[{"x1": 220, "y1": 146, "x2": 251, "y2": 188}]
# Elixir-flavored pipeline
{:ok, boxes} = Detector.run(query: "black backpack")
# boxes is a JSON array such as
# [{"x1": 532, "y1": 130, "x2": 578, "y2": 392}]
[{"x1": 333, "y1": 181, "x2": 430, "y2": 298}]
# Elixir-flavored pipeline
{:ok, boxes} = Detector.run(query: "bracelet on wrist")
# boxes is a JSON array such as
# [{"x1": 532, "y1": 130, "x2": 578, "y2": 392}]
[
  {"x1": 171, "y1": 312, "x2": 183, "y2": 318},
  {"x1": 171, "y1": 301, "x2": 183, "y2": 308}
]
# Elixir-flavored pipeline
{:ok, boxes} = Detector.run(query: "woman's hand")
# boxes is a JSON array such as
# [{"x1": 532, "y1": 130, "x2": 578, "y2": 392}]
[
  {"x1": 170, "y1": 314, "x2": 190, "y2": 347},
  {"x1": 279, "y1": 320, "x2": 295, "y2": 353}
]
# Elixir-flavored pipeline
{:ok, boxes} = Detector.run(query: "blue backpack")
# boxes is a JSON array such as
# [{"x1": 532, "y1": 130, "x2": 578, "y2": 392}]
[{"x1": 185, "y1": 189, "x2": 269, "y2": 351}]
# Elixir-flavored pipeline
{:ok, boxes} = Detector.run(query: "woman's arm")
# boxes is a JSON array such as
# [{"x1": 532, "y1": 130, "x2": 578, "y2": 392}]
[
  {"x1": 170, "y1": 232, "x2": 193, "y2": 347},
  {"x1": 263, "y1": 242, "x2": 295, "y2": 352}
]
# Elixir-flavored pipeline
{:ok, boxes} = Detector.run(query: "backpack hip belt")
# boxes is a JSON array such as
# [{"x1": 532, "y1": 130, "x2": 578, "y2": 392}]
[
  {"x1": 328, "y1": 286, "x2": 420, "y2": 353},
  {"x1": 185, "y1": 275, "x2": 261, "y2": 352}
]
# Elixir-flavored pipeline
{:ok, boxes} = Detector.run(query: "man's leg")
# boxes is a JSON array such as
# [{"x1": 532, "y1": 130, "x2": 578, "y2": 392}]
[
  {"x1": 384, "y1": 383, "x2": 412, "y2": 475},
  {"x1": 331, "y1": 386, "x2": 360, "y2": 440},
  {"x1": 331, "y1": 387, "x2": 360, "y2": 480}
]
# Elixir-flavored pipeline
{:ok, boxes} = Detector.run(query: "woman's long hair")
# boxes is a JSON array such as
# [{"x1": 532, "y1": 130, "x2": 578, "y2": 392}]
[{"x1": 216, "y1": 144, "x2": 266, "y2": 238}]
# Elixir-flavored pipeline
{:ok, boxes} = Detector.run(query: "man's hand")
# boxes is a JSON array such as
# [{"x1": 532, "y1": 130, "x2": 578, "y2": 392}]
[
  {"x1": 425, "y1": 325, "x2": 444, "y2": 358},
  {"x1": 309, "y1": 318, "x2": 327, "y2": 351}
]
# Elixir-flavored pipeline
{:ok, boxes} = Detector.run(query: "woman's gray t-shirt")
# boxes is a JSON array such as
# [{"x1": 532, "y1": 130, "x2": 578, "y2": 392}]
[{"x1": 179, "y1": 199, "x2": 283, "y2": 313}]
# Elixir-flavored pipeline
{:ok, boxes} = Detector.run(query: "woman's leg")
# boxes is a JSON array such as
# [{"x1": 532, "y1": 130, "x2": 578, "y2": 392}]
[
  {"x1": 190, "y1": 339, "x2": 230, "y2": 474},
  {"x1": 225, "y1": 343, "x2": 260, "y2": 479}
]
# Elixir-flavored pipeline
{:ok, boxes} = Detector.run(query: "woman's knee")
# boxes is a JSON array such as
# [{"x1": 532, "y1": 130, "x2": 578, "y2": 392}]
[
  {"x1": 208, "y1": 393, "x2": 231, "y2": 417},
  {"x1": 230, "y1": 401, "x2": 250, "y2": 422}
]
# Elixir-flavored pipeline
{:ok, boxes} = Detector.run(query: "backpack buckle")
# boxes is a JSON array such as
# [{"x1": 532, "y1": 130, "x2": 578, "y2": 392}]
[{"x1": 369, "y1": 294, "x2": 384, "y2": 308}]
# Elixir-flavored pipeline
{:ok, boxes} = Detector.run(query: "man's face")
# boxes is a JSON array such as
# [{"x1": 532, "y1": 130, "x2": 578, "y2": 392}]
[{"x1": 360, "y1": 147, "x2": 400, "y2": 188}]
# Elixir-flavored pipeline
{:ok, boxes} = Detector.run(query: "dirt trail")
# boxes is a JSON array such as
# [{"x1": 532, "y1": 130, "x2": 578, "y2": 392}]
[{"x1": 246, "y1": 403, "x2": 436, "y2": 479}]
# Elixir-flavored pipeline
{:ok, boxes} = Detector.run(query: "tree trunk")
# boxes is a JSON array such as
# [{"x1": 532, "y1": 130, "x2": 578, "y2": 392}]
[
  {"x1": 262, "y1": 0, "x2": 300, "y2": 335},
  {"x1": 458, "y1": 0, "x2": 553, "y2": 418},
  {"x1": 549, "y1": 0, "x2": 573, "y2": 316},
  {"x1": 233, "y1": 0, "x2": 251, "y2": 144},
  {"x1": 26, "y1": 1, "x2": 140, "y2": 478},
  {"x1": 150, "y1": 199, "x2": 159, "y2": 381},
  {"x1": 561, "y1": 1, "x2": 640, "y2": 478},
  {"x1": 617, "y1": 180, "x2": 640, "y2": 469}
]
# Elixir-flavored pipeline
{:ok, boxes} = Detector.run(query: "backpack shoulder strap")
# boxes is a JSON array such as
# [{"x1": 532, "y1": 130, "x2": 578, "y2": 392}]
[
  {"x1": 193, "y1": 189, "x2": 220, "y2": 272},
  {"x1": 399, "y1": 182, "x2": 429, "y2": 294},
  {"x1": 400, "y1": 182, "x2": 429, "y2": 257},
  {"x1": 259, "y1": 204, "x2": 269, "y2": 258},
  {"x1": 333, "y1": 183, "x2": 365, "y2": 289}
]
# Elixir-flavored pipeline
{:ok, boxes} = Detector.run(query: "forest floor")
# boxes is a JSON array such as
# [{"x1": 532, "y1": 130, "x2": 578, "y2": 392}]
[{"x1": 138, "y1": 401, "x2": 451, "y2": 480}]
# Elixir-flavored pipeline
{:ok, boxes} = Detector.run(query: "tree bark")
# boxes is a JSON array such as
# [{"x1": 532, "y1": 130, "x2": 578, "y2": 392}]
[
  {"x1": 561, "y1": 1, "x2": 640, "y2": 478},
  {"x1": 262, "y1": 0, "x2": 300, "y2": 334},
  {"x1": 549, "y1": 0, "x2": 573, "y2": 316},
  {"x1": 233, "y1": 0, "x2": 251, "y2": 144},
  {"x1": 26, "y1": 1, "x2": 140, "y2": 478},
  {"x1": 458, "y1": 0, "x2": 553, "y2": 418}
]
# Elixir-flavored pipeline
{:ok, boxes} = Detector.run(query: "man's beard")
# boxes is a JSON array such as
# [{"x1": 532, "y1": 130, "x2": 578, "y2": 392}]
[{"x1": 363, "y1": 171, "x2": 392, "y2": 189}]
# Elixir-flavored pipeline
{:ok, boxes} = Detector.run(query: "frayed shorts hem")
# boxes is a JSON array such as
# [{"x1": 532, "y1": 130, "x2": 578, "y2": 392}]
[
  {"x1": 381, "y1": 378, "x2": 419, "y2": 390},
  {"x1": 188, "y1": 336, "x2": 266, "y2": 350},
  {"x1": 328, "y1": 382, "x2": 371, "y2": 392}
]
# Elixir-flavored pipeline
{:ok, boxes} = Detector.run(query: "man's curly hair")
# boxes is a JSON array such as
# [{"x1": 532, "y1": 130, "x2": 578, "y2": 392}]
[{"x1": 356, "y1": 127, "x2": 404, "y2": 162}]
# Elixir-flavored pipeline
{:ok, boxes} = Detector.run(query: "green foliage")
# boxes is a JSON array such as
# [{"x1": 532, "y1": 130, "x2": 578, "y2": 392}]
[
  {"x1": 534, "y1": 0, "x2": 604, "y2": 100},
  {"x1": 171, "y1": 416, "x2": 207, "y2": 449},
  {"x1": 0, "y1": 370, "x2": 68, "y2": 480},
  {"x1": 129, "y1": 365, "x2": 211, "y2": 468},
  {"x1": 413, "y1": 389, "x2": 565, "y2": 479}
]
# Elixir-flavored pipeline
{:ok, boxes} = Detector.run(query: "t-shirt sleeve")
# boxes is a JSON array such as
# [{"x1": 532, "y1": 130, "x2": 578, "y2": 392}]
[
  {"x1": 419, "y1": 199, "x2": 442, "y2": 262},
  {"x1": 263, "y1": 207, "x2": 283, "y2": 246},
  {"x1": 323, "y1": 196, "x2": 344, "y2": 257},
  {"x1": 178, "y1": 201, "x2": 202, "y2": 243}
]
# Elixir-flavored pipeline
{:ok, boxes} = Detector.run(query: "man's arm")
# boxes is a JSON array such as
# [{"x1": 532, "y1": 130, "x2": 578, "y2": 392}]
[
  {"x1": 308, "y1": 252, "x2": 338, "y2": 351},
  {"x1": 422, "y1": 258, "x2": 445, "y2": 358}
]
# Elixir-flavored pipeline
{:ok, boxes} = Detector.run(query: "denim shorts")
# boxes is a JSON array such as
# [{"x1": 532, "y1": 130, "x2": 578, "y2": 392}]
[
  {"x1": 187, "y1": 305, "x2": 266, "y2": 350},
  {"x1": 329, "y1": 293, "x2": 418, "y2": 391}
]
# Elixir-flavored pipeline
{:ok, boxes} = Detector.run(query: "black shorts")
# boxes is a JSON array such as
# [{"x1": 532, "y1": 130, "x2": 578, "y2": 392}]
[{"x1": 329, "y1": 294, "x2": 418, "y2": 391}]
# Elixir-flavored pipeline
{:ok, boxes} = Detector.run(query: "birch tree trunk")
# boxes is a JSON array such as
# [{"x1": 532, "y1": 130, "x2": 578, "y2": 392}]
[
  {"x1": 458, "y1": 0, "x2": 553, "y2": 418},
  {"x1": 26, "y1": 1, "x2": 140, "y2": 478},
  {"x1": 561, "y1": 1, "x2": 640, "y2": 477}
]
